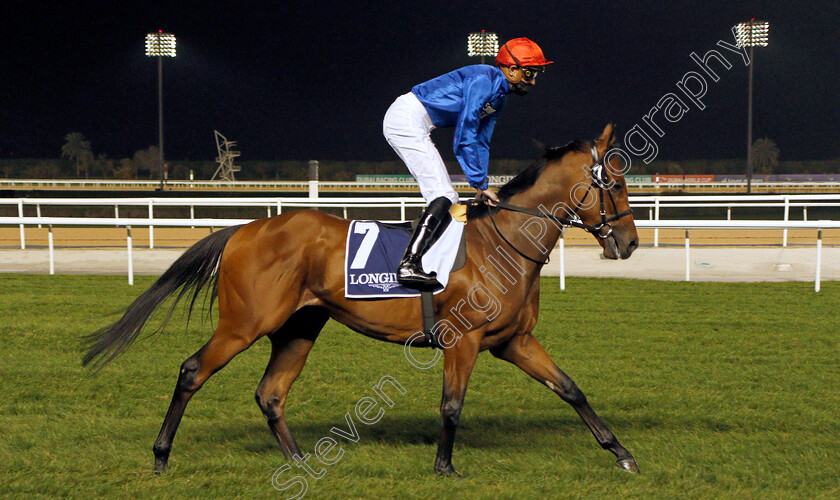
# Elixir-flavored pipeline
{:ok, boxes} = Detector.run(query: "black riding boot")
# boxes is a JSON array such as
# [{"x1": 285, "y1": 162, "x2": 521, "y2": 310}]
[{"x1": 397, "y1": 197, "x2": 452, "y2": 289}]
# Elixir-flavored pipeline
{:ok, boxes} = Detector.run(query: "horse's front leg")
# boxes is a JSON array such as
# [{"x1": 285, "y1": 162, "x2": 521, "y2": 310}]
[
  {"x1": 491, "y1": 333, "x2": 639, "y2": 473},
  {"x1": 434, "y1": 333, "x2": 480, "y2": 477}
]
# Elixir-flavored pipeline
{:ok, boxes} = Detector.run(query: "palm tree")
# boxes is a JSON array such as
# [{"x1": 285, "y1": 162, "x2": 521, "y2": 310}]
[
  {"x1": 61, "y1": 132, "x2": 92, "y2": 176},
  {"x1": 133, "y1": 146, "x2": 160, "y2": 179},
  {"x1": 751, "y1": 138, "x2": 780, "y2": 175}
]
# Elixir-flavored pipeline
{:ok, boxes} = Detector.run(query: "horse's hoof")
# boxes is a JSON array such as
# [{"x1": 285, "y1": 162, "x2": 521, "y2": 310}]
[
  {"x1": 435, "y1": 466, "x2": 463, "y2": 478},
  {"x1": 154, "y1": 457, "x2": 168, "y2": 475},
  {"x1": 615, "y1": 457, "x2": 640, "y2": 474}
]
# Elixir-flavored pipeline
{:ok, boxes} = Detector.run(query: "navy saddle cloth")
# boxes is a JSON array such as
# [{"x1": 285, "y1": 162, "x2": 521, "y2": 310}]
[{"x1": 344, "y1": 220, "x2": 466, "y2": 299}]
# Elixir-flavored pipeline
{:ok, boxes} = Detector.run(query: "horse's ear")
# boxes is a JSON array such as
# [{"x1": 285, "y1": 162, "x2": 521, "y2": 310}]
[{"x1": 594, "y1": 123, "x2": 616, "y2": 158}]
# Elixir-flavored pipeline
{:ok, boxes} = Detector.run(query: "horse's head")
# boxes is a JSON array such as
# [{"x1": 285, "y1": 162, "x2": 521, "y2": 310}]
[
  {"x1": 558, "y1": 124, "x2": 639, "y2": 259},
  {"x1": 467, "y1": 124, "x2": 638, "y2": 260}
]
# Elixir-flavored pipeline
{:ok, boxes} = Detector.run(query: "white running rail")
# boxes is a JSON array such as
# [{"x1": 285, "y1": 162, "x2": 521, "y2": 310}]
[
  {"x1": 3, "y1": 194, "x2": 840, "y2": 249},
  {"x1": 1, "y1": 215, "x2": 838, "y2": 291}
]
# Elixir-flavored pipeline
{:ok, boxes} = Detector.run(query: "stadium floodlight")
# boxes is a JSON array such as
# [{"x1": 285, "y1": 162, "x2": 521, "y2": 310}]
[
  {"x1": 734, "y1": 20, "x2": 769, "y2": 47},
  {"x1": 734, "y1": 20, "x2": 769, "y2": 193},
  {"x1": 145, "y1": 32, "x2": 177, "y2": 57},
  {"x1": 467, "y1": 31, "x2": 498, "y2": 64},
  {"x1": 145, "y1": 31, "x2": 177, "y2": 191}
]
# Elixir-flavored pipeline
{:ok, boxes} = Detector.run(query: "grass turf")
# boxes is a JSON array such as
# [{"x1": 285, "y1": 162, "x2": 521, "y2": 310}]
[{"x1": 0, "y1": 274, "x2": 838, "y2": 499}]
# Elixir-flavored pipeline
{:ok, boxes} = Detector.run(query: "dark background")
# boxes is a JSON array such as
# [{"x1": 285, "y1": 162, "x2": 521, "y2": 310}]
[{"x1": 3, "y1": 1, "x2": 838, "y2": 163}]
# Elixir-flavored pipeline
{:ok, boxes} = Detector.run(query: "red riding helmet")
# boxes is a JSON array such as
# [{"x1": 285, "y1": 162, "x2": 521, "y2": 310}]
[{"x1": 495, "y1": 38, "x2": 553, "y2": 67}]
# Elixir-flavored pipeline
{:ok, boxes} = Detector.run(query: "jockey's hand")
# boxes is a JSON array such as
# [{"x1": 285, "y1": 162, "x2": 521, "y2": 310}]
[{"x1": 475, "y1": 188, "x2": 500, "y2": 206}]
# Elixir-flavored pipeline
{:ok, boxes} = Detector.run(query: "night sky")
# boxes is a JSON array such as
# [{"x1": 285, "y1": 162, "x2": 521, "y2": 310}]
[{"x1": 3, "y1": 1, "x2": 839, "y2": 165}]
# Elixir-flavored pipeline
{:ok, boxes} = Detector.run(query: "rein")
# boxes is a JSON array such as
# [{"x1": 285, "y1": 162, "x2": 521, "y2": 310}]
[{"x1": 473, "y1": 145, "x2": 633, "y2": 265}]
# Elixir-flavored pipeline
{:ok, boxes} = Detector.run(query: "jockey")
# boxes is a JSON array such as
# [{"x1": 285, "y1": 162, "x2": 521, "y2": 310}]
[{"x1": 383, "y1": 37, "x2": 553, "y2": 289}]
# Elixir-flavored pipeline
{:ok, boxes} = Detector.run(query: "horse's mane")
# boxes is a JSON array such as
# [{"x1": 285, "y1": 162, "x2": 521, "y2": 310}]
[{"x1": 467, "y1": 139, "x2": 589, "y2": 220}]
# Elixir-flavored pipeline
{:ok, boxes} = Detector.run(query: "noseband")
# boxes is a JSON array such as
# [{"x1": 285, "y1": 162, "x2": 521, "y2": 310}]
[{"x1": 475, "y1": 144, "x2": 634, "y2": 265}]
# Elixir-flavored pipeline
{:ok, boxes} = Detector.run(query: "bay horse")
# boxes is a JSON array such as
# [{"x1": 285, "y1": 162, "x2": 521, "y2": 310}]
[{"x1": 84, "y1": 123, "x2": 640, "y2": 476}]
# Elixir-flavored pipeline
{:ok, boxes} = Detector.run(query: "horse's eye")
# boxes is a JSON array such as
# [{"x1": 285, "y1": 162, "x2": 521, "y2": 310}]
[{"x1": 612, "y1": 182, "x2": 624, "y2": 192}]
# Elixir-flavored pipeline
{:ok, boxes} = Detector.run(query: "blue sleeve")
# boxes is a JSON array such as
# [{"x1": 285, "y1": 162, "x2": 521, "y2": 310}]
[{"x1": 453, "y1": 75, "x2": 496, "y2": 190}]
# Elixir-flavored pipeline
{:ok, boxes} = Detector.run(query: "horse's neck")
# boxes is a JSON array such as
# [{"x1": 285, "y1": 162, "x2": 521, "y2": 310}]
[
  {"x1": 489, "y1": 206, "x2": 562, "y2": 257},
  {"x1": 467, "y1": 198, "x2": 564, "y2": 279},
  {"x1": 495, "y1": 176, "x2": 567, "y2": 255},
  {"x1": 465, "y1": 159, "x2": 579, "y2": 279}
]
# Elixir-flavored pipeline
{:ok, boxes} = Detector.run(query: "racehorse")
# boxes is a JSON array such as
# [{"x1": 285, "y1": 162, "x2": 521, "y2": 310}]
[{"x1": 83, "y1": 123, "x2": 640, "y2": 476}]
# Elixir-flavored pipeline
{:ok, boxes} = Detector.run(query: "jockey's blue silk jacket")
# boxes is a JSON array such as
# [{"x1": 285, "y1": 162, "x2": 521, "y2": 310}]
[{"x1": 411, "y1": 65, "x2": 510, "y2": 191}]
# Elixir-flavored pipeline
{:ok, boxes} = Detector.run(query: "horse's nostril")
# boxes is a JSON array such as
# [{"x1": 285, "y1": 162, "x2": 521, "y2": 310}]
[{"x1": 627, "y1": 239, "x2": 638, "y2": 253}]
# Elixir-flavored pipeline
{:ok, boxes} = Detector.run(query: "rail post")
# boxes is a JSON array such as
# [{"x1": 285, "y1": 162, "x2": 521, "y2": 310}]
[
  {"x1": 559, "y1": 230, "x2": 565, "y2": 291},
  {"x1": 18, "y1": 200, "x2": 25, "y2": 249},
  {"x1": 148, "y1": 200, "x2": 154, "y2": 249},
  {"x1": 654, "y1": 197, "x2": 660, "y2": 247},
  {"x1": 685, "y1": 230, "x2": 690, "y2": 282},
  {"x1": 127, "y1": 226, "x2": 134, "y2": 286},
  {"x1": 36, "y1": 204, "x2": 42, "y2": 228},
  {"x1": 400, "y1": 199, "x2": 406, "y2": 222},
  {"x1": 815, "y1": 229, "x2": 822, "y2": 293},
  {"x1": 308, "y1": 160, "x2": 319, "y2": 199},
  {"x1": 48, "y1": 225, "x2": 54, "y2": 275},
  {"x1": 783, "y1": 196, "x2": 790, "y2": 247}
]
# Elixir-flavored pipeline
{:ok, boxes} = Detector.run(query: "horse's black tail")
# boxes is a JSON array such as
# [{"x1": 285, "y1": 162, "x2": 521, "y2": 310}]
[{"x1": 82, "y1": 225, "x2": 241, "y2": 370}]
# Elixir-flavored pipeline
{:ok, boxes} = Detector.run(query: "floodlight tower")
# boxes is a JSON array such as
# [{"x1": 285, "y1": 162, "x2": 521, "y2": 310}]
[
  {"x1": 734, "y1": 20, "x2": 769, "y2": 193},
  {"x1": 467, "y1": 30, "x2": 498, "y2": 64},
  {"x1": 145, "y1": 31, "x2": 176, "y2": 191}
]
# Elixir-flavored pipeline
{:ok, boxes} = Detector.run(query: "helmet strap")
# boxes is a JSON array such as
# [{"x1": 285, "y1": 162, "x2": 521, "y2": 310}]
[{"x1": 504, "y1": 41, "x2": 523, "y2": 69}]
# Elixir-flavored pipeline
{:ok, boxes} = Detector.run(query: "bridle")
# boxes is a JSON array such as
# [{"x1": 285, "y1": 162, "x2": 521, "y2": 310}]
[
  {"x1": 579, "y1": 145, "x2": 635, "y2": 240},
  {"x1": 473, "y1": 145, "x2": 634, "y2": 265}
]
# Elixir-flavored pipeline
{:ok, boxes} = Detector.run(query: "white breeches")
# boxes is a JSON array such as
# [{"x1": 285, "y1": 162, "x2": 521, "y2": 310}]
[{"x1": 383, "y1": 92, "x2": 459, "y2": 205}]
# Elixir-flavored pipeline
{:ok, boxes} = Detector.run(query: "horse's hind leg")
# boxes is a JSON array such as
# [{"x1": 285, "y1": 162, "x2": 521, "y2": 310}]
[
  {"x1": 491, "y1": 333, "x2": 639, "y2": 473},
  {"x1": 152, "y1": 320, "x2": 257, "y2": 474},
  {"x1": 255, "y1": 307, "x2": 329, "y2": 459}
]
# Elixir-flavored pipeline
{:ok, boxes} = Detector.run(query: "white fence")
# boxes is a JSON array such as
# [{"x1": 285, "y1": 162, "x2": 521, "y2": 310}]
[
  {"x1": 629, "y1": 194, "x2": 840, "y2": 247},
  {"x1": 2, "y1": 178, "x2": 840, "y2": 192},
  {"x1": 0, "y1": 217, "x2": 836, "y2": 291},
  {"x1": 3, "y1": 194, "x2": 840, "y2": 250},
  {"x1": 1, "y1": 197, "x2": 426, "y2": 249},
  {"x1": 3, "y1": 194, "x2": 840, "y2": 290}
]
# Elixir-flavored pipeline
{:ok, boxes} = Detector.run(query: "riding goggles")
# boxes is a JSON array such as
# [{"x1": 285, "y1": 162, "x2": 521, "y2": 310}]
[{"x1": 519, "y1": 66, "x2": 544, "y2": 80}]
